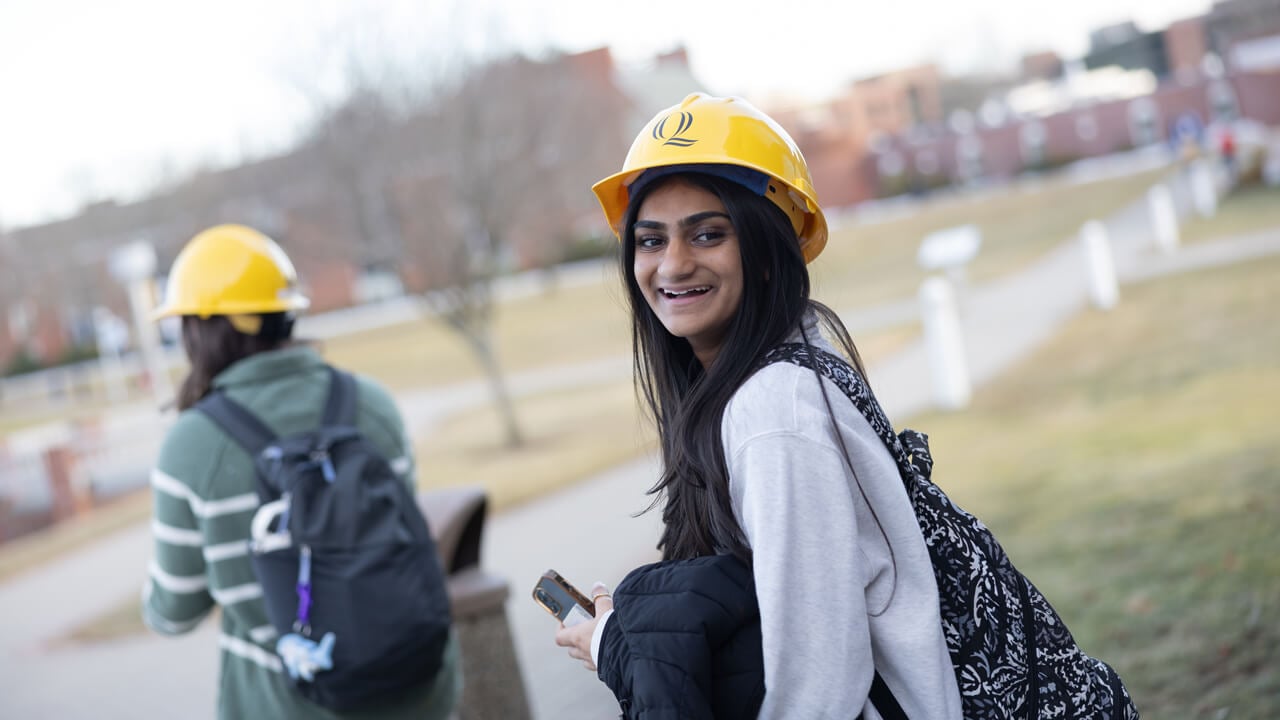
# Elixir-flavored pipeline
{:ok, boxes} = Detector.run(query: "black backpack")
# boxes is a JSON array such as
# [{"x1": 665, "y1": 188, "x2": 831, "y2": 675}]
[
  {"x1": 763, "y1": 344, "x2": 1139, "y2": 720},
  {"x1": 197, "y1": 367, "x2": 452, "y2": 711}
]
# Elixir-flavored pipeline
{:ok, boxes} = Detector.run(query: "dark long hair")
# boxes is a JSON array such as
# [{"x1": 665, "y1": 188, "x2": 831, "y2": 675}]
[
  {"x1": 620, "y1": 172, "x2": 868, "y2": 561},
  {"x1": 175, "y1": 314, "x2": 293, "y2": 411}
]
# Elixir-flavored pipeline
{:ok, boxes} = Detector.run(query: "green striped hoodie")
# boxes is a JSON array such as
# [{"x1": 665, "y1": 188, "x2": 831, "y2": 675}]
[{"x1": 142, "y1": 345, "x2": 458, "y2": 719}]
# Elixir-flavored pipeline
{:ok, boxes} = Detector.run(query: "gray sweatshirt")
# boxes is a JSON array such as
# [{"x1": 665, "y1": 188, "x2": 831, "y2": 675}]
[{"x1": 721, "y1": 316, "x2": 963, "y2": 719}]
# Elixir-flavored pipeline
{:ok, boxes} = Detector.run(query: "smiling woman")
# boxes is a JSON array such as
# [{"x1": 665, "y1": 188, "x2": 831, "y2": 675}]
[
  {"x1": 547, "y1": 93, "x2": 966, "y2": 719},
  {"x1": 548, "y1": 92, "x2": 1141, "y2": 720}
]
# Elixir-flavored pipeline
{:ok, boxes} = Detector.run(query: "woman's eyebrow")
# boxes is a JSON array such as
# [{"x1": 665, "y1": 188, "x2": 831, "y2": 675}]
[
  {"x1": 633, "y1": 211, "x2": 731, "y2": 231},
  {"x1": 678, "y1": 211, "x2": 730, "y2": 228}
]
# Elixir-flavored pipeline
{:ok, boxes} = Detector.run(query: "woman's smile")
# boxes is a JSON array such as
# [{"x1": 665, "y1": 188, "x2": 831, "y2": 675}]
[{"x1": 659, "y1": 285, "x2": 712, "y2": 301}]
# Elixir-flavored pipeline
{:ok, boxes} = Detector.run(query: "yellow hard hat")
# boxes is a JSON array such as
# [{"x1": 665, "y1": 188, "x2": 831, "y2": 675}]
[
  {"x1": 151, "y1": 224, "x2": 310, "y2": 321},
  {"x1": 592, "y1": 92, "x2": 828, "y2": 263}
]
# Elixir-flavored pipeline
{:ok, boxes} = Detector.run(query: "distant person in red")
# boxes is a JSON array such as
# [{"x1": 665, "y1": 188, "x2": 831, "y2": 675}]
[{"x1": 1220, "y1": 127, "x2": 1238, "y2": 180}]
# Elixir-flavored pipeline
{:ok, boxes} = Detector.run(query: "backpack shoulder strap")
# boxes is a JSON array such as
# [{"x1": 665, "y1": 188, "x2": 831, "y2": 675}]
[
  {"x1": 321, "y1": 366, "x2": 358, "y2": 427},
  {"x1": 195, "y1": 390, "x2": 278, "y2": 457},
  {"x1": 868, "y1": 672, "x2": 908, "y2": 720},
  {"x1": 761, "y1": 342, "x2": 930, "y2": 483}
]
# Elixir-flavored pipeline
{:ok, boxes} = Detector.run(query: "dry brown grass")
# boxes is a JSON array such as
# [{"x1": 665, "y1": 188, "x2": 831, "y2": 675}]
[
  {"x1": 1179, "y1": 182, "x2": 1280, "y2": 245},
  {"x1": 813, "y1": 168, "x2": 1169, "y2": 312},
  {"x1": 907, "y1": 254, "x2": 1280, "y2": 718}
]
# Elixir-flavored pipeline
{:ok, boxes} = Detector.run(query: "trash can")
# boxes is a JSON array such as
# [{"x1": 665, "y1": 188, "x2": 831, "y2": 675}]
[{"x1": 418, "y1": 487, "x2": 531, "y2": 720}]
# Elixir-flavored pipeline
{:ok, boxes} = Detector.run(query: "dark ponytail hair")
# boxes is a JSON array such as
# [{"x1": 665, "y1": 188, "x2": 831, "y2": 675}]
[
  {"x1": 175, "y1": 313, "x2": 294, "y2": 410},
  {"x1": 620, "y1": 172, "x2": 867, "y2": 561}
]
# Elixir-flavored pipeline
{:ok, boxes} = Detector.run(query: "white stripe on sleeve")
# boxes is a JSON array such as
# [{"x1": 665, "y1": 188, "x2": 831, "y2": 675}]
[
  {"x1": 219, "y1": 633, "x2": 282, "y2": 672},
  {"x1": 151, "y1": 520, "x2": 203, "y2": 546},
  {"x1": 249, "y1": 624, "x2": 279, "y2": 644},
  {"x1": 211, "y1": 582, "x2": 263, "y2": 606},
  {"x1": 148, "y1": 560, "x2": 208, "y2": 594},
  {"x1": 203, "y1": 539, "x2": 250, "y2": 563},
  {"x1": 193, "y1": 493, "x2": 259, "y2": 518},
  {"x1": 151, "y1": 468, "x2": 258, "y2": 518}
]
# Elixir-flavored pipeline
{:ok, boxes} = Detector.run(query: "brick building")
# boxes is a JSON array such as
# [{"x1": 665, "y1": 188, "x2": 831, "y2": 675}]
[
  {"x1": 769, "y1": 64, "x2": 946, "y2": 210},
  {"x1": 865, "y1": 69, "x2": 1280, "y2": 194},
  {"x1": 857, "y1": 0, "x2": 1280, "y2": 198}
]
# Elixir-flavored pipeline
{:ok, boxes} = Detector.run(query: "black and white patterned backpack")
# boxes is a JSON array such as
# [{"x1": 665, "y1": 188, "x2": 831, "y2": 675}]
[{"x1": 764, "y1": 343, "x2": 1139, "y2": 720}]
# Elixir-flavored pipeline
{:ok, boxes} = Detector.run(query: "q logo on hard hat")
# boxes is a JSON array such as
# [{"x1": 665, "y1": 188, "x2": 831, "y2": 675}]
[{"x1": 653, "y1": 111, "x2": 697, "y2": 147}]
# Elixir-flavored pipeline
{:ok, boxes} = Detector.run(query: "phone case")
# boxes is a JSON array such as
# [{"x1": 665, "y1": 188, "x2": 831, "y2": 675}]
[{"x1": 532, "y1": 569, "x2": 596, "y2": 627}]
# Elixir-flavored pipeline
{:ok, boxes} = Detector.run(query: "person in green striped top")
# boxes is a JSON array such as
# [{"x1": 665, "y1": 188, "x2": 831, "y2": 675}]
[{"x1": 142, "y1": 224, "x2": 460, "y2": 719}]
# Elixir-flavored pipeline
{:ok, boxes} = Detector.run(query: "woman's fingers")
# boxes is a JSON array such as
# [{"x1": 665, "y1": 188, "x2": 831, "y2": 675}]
[
  {"x1": 552, "y1": 584, "x2": 614, "y2": 673},
  {"x1": 553, "y1": 623, "x2": 579, "y2": 648},
  {"x1": 554, "y1": 620, "x2": 597, "y2": 670},
  {"x1": 590, "y1": 582, "x2": 614, "y2": 614}
]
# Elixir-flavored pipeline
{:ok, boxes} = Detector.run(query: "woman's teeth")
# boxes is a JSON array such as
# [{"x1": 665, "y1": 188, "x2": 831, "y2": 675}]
[{"x1": 662, "y1": 286, "x2": 710, "y2": 298}]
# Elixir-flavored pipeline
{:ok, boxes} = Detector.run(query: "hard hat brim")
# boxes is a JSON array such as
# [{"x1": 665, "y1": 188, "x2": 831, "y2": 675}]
[
  {"x1": 150, "y1": 294, "x2": 310, "y2": 322},
  {"x1": 592, "y1": 162, "x2": 828, "y2": 264}
]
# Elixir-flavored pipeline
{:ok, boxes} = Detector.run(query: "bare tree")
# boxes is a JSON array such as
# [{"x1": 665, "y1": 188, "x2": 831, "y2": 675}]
[
  {"x1": 280, "y1": 5, "x2": 631, "y2": 449},
  {"x1": 392, "y1": 54, "x2": 627, "y2": 448}
]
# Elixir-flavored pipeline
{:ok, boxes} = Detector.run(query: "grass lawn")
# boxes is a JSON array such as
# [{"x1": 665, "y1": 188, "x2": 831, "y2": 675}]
[
  {"x1": 319, "y1": 274, "x2": 633, "y2": 393},
  {"x1": 1180, "y1": 181, "x2": 1280, "y2": 246},
  {"x1": 812, "y1": 167, "x2": 1169, "y2": 312},
  {"x1": 906, "y1": 254, "x2": 1280, "y2": 718}
]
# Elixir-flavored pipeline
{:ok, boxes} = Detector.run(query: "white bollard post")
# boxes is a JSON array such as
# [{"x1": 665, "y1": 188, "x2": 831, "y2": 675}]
[
  {"x1": 1080, "y1": 220, "x2": 1119, "y2": 310},
  {"x1": 127, "y1": 277, "x2": 173, "y2": 405},
  {"x1": 1147, "y1": 184, "x2": 1180, "y2": 254},
  {"x1": 92, "y1": 306, "x2": 128, "y2": 404},
  {"x1": 1189, "y1": 158, "x2": 1218, "y2": 219},
  {"x1": 918, "y1": 276, "x2": 971, "y2": 410}
]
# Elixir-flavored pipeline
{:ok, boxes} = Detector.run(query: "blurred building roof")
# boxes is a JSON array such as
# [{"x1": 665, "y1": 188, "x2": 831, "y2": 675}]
[
  {"x1": 614, "y1": 46, "x2": 708, "y2": 131},
  {"x1": 1006, "y1": 65, "x2": 1159, "y2": 117}
]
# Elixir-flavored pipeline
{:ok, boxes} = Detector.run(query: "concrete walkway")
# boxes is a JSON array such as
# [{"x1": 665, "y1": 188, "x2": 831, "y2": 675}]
[{"x1": 1, "y1": 217, "x2": 1278, "y2": 718}]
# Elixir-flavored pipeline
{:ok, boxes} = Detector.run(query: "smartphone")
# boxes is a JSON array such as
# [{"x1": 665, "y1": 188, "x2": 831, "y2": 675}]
[{"x1": 532, "y1": 569, "x2": 596, "y2": 627}]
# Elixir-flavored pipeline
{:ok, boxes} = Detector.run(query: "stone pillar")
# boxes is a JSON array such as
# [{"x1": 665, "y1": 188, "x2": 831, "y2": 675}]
[
  {"x1": 44, "y1": 444, "x2": 91, "y2": 521},
  {"x1": 418, "y1": 487, "x2": 531, "y2": 720}
]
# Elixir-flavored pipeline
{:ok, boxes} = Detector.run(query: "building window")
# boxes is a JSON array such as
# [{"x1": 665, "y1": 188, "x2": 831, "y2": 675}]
[
  {"x1": 915, "y1": 149, "x2": 940, "y2": 177},
  {"x1": 907, "y1": 86, "x2": 924, "y2": 127},
  {"x1": 948, "y1": 110, "x2": 975, "y2": 136},
  {"x1": 1076, "y1": 113, "x2": 1099, "y2": 142},
  {"x1": 877, "y1": 149, "x2": 906, "y2": 178},
  {"x1": 1020, "y1": 121, "x2": 1048, "y2": 169},
  {"x1": 956, "y1": 135, "x2": 984, "y2": 182},
  {"x1": 1207, "y1": 79, "x2": 1239, "y2": 121},
  {"x1": 1128, "y1": 98, "x2": 1162, "y2": 147}
]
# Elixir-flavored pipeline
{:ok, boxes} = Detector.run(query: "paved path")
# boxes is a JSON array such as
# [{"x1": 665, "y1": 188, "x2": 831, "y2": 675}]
[{"x1": 2, "y1": 213, "x2": 1278, "y2": 718}]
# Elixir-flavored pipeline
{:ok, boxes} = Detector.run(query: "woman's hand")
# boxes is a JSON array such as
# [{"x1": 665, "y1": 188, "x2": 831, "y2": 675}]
[{"x1": 553, "y1": 582, "x2": 614, "y2": 671}]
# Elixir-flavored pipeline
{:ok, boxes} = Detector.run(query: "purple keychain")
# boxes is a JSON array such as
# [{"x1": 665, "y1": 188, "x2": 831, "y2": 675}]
[{"x1": 276, "y1": 544, "x2": 336, "y2": 682}]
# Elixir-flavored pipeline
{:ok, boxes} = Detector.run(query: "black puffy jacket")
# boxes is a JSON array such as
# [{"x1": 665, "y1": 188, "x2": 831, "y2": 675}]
[{"x1": 596, "y1": 554, "x2": 765, "y2": 719}]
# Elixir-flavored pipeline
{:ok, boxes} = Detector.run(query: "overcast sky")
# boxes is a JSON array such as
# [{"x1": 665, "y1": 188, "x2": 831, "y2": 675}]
[{"x1": 0, "y1": 0, "x2": 1213, "y2": 229}]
